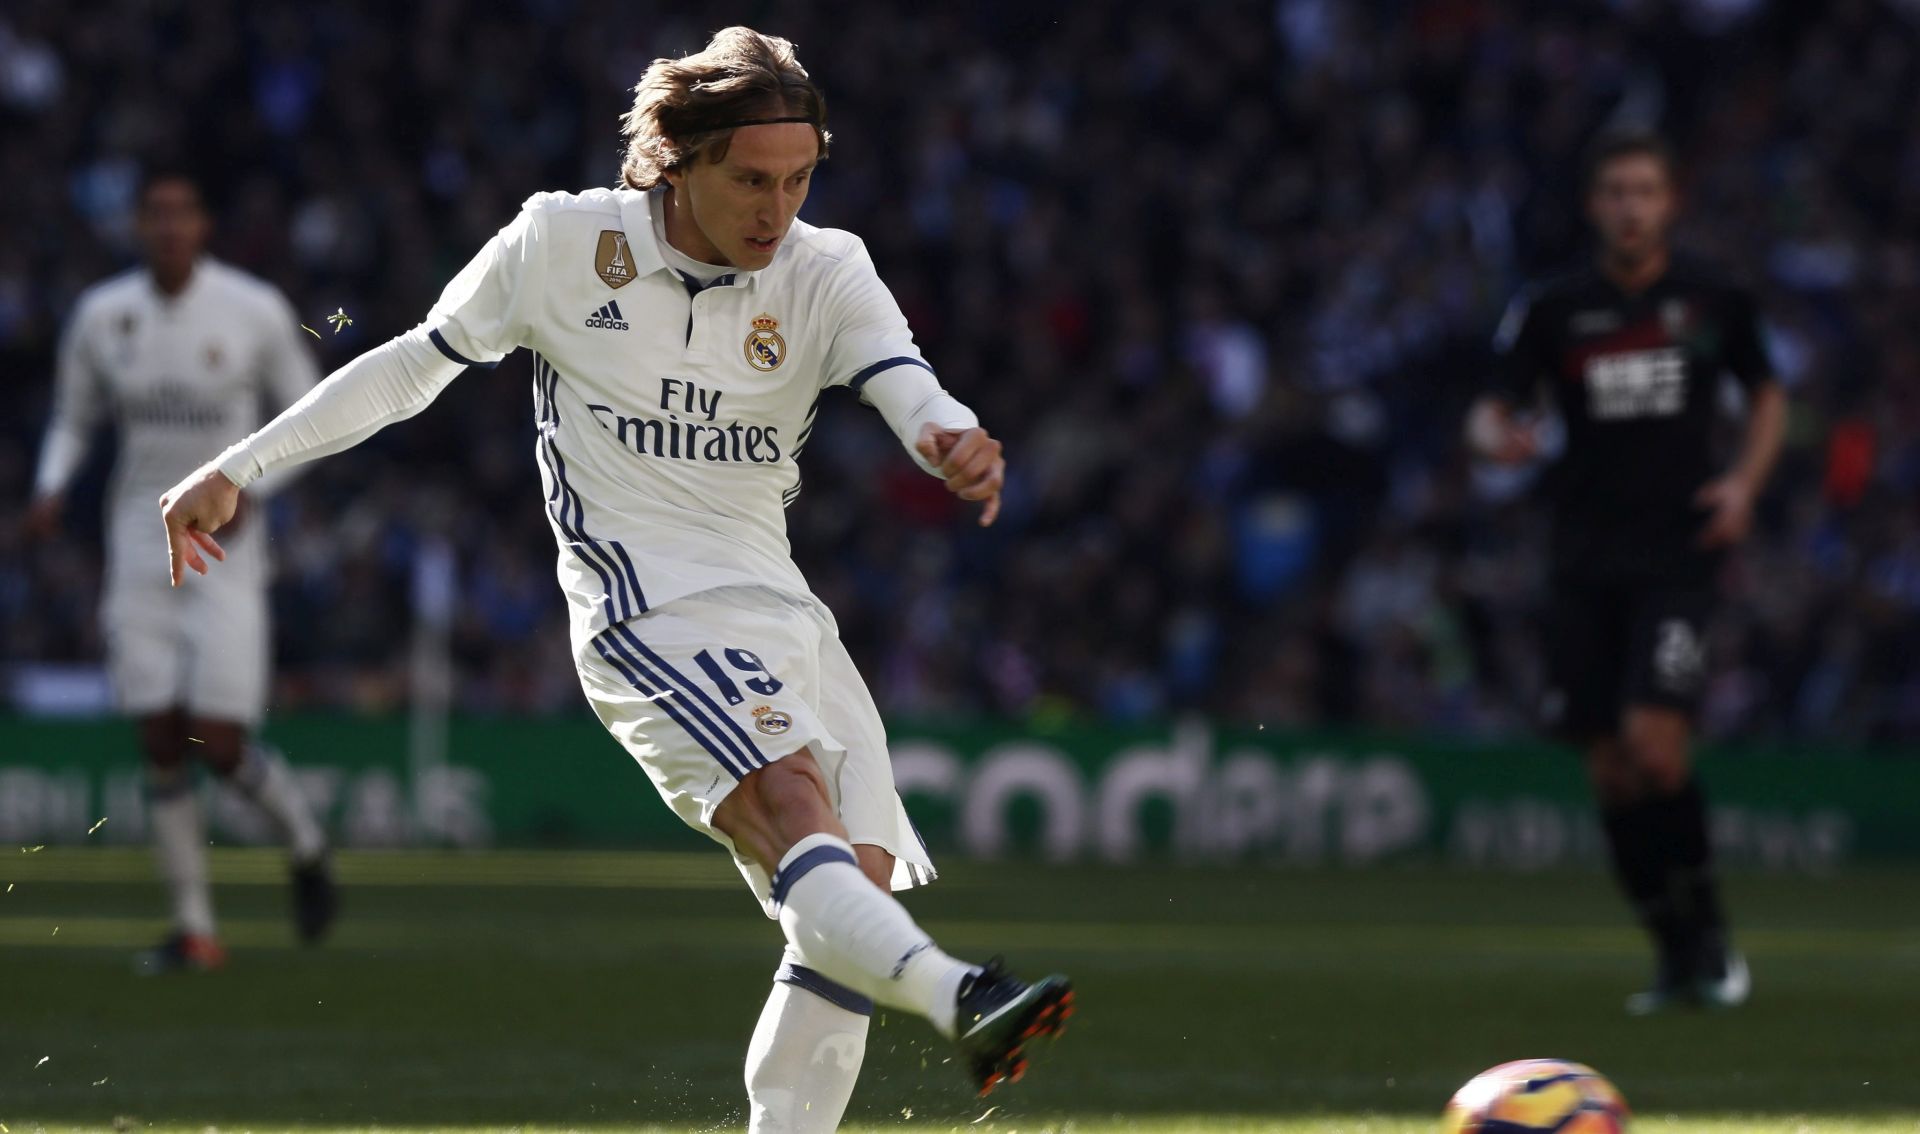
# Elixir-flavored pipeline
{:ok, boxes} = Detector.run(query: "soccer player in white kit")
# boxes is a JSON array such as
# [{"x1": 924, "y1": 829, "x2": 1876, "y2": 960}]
[
  {"x1": 26, "y1": 171, "x2": 338, "y2": 972},
  {"x1": 158, "y1": 28, "x2": 1072, "y2": 1127}
]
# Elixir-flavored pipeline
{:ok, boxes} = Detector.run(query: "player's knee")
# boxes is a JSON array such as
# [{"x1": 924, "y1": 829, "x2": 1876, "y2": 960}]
[
  {"x1": 187, "y1": 720, "x2": 247, "y2": 776},
  {"x1": 1636, "y1": 746, "x2": 1692, "y2": 795},
  {"x1": 137, "y1": 711, "x2": 189, "y2": 767},
  {"x1": 717, "y1": 751, "x2": 843, "y2": 868},
  {"x1": 747, "y1": 752, "x2": 833, "y2": 825},
  {"x1": 1584, "y1": 741, "x2": 1638, "y2": 806},
  {"x1": 1586, "y1": 760, "x2": 1637, "y2": 807},
  {"x1": 1622, "y1": 710, "x2": 1692, "y2": 795}
]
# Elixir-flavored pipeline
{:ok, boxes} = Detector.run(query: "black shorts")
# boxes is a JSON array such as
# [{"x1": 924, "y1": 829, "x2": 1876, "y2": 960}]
[{"x1": 1540, "y1": 580, "x2": 1714, "y2": 740}]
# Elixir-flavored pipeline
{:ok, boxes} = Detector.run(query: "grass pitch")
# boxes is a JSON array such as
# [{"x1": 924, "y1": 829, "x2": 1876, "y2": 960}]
[{"x1": 3, "y1": 849, "x2": 1917, "y2": 1133}]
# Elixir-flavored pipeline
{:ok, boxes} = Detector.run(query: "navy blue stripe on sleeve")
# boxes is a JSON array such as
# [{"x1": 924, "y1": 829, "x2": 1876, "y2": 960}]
[
  {"x1": 429, "y1": 327, "x2": 501, "y2": 370},
  {"x1": 846, "y1": 356, "x2": 933, "y2": 391}
]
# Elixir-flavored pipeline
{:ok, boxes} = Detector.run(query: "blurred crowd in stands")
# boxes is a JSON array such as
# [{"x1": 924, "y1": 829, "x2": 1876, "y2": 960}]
[{"x1": 5, "y1": 0, "x2": 1919, "y2": 745}]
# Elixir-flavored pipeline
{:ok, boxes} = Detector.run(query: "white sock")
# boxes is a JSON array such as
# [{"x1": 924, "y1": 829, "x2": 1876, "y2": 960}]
[
  {"x1": 772, "y1": 834, "x2": 975, "y2": 1037},
  {"x1": 228, "y1": 745, "x2": 327, "y2": 862},
  {"x1": 148, "y1": 766, "x2": 215, "y2": 938},
  {"x1": 746, "y1": 949, "x2": 870, "y2": 1134}
]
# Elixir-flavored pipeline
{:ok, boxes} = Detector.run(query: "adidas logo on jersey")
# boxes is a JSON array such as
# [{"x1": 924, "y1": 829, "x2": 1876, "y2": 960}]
[{"x1": 584, "y1": 301, "x2": 629, "y2": 331}]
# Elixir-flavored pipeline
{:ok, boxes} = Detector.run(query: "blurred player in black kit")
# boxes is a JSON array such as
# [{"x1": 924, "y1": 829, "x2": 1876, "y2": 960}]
[{"x1": 1468, "y1": 131, "x2": 1787, "y2": 1013}]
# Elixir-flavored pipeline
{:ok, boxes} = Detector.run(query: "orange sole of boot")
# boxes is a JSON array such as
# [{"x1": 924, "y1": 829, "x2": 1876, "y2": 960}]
[{"x1": 977, "y1": 986, "x2": 1076, "y2": 1097}]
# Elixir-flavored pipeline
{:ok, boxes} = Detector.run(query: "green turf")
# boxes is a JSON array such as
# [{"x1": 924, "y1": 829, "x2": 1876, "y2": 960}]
[{"x1": 3, "y1": 850, "x2": 1918, "y2": 1132}]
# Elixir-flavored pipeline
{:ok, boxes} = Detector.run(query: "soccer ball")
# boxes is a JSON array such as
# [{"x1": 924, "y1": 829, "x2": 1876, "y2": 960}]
[{"x1": 1440, "y1": 1058, "x2": 1631, "y2": 1133}]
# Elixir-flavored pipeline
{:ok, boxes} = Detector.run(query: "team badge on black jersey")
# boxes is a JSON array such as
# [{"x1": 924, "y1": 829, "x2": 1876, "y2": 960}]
[
  {"x1": 595, "y1": 230, "x2": 636, "y2": 288},
  {"x1": 745, "y1": 313, "x2": 786, "y2": 372},
  {"x1": 1660, "y1": 298, "x2": 1691, "y2": 335}
]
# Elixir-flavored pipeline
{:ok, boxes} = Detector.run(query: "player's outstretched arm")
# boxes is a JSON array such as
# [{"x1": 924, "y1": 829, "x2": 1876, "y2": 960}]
[
  {"x1": 157, "y1": 328, "x2": 472, "y2": 586},
  {"x1": 245, "y1": 291, "x2": 329, "y2": 501},
  {"x1": 159, "y1": 466, "x2": 239, "y2": 586},
  {"x1": 159, "y1": 202, "x2": 536, "y2": 585}
]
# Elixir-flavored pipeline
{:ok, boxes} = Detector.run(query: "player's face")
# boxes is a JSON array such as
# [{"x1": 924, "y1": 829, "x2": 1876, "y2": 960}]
[
  {"x1": 671, "y1": 122, "x2": 818, "y2": 270},
  {"x1": 1587, "y1": 153, "x2": 1676, "y2": 265},
  {"x1": 137, "y1": 180, "x2": 211, "y2": 276}
]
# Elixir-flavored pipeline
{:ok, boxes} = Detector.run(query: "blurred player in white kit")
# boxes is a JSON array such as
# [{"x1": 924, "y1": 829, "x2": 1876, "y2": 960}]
[
  {"x1": 158, "y1": 27, "x2": 1070, "y2": 1130},
  {"x1": 26, "y1": 171, "x2": 338, "y2": 972}
]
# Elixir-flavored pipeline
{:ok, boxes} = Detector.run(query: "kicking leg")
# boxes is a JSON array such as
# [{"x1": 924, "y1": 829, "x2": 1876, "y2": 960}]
[
  {"x1": 137, "y1": 707, "x2": 224, "y2": 973},
  {"x1": 717, "y1": 753, "x2": 1072, "y2": 1095},
  {"x1": 718, "y1": 754, "x2": 972, "y2": 1028},
  {"x1": 744, "y1": 848, "x2": 889, "y2": 1134},
  {"x1": 193, "y1": 719, "x2": 337, "y2": 943}
]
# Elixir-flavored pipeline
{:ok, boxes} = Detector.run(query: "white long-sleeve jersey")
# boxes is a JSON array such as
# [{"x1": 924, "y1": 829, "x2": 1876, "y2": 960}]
[
  {"x1": 212, "y1": 187, "x2": 977, "y2": 650},
  {"x1": 36, "y1": 259, "x2": 321, "y2": 566}
]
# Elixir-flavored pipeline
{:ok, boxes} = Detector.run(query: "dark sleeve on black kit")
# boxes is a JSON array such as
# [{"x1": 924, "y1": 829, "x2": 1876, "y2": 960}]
[
  {"x1": 1489, "y1": 285, "x2": 1553, "y2": 405},
  {"x1": 1720, "y1": 286, "x2": 1774, "y2": 389}
]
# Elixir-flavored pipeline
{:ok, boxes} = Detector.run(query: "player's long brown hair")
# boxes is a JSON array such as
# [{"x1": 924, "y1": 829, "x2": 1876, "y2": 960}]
[{"x1": 619, "y1": 27, "x2": 830, "y2": 191}]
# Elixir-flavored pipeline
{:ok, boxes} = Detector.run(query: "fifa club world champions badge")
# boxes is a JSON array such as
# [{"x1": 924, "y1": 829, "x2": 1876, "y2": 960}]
[{"x1": 595, "y1": 230, "x2": 636, "y2": 289}]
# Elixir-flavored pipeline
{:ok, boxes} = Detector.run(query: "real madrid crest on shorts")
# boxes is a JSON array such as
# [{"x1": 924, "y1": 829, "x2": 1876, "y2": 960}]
[
  {"x1": 751, "y1": 704, "x2": 793, "y2": 735},
  {"x1": 745, "y1": 313, "x2": 786, "y2": 372}
]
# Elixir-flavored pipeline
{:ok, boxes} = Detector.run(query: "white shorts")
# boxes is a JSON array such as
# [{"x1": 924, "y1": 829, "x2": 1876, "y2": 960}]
[
  {"x1": 577, "y1": 585, "x2": 936, "y2": 915},
  {"x1": 101, "y1": 521, "x2": 268, "y2": 725}
]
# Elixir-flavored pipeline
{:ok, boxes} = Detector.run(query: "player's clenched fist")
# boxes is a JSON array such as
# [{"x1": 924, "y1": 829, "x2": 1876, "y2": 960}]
[
  {"x1": 158, "y1": 465, "x2": 240, "y2": 586},
  {"x1": 915, "y1": 424, "x2": 1005, "y2": 527}
]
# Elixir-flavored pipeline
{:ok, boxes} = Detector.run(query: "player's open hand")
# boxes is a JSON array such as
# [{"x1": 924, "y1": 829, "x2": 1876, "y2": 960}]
[
  {"x1": 1488, "y1": 422, "x2": 1540, "y2": 465},
  {"x1": 1695, "y1": 474, "x2": 1756, "y2": 549},
  {"x1": 915, "y1": 424, "x2": 1005, "y2": 526},
  {"x1": 158, "y1": 465, "x2": 240, "y2": 586},
  {"x1": 1466, "y1": 399, "x2": 1540, "y2": 465}
]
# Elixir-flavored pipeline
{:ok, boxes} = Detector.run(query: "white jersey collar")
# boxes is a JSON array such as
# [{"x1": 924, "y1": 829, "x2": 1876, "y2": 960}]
[
  {"x1": 615, "y1": 191, "x2": 672, "y2": 282},
  {"x1": 144, "y1": 256, "x2": 212, "y2": 305}
]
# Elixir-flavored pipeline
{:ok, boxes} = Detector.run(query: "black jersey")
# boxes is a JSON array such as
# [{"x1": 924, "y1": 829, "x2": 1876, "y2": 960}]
[{"x1": 1490, "y1": 259, "x2": 1775, "y2": 584}]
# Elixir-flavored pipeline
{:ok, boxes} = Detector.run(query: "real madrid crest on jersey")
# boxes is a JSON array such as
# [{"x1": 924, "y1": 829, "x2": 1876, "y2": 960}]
[
  {"x1": 750, "y1": 704, "x2": 793, "y2": 735},
  {"x1": 595, "y1": 230, "x2": 636, "y2": 288},
  {"x1": 745, "y1": 313, "x2": 786, "y2": 372}
]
